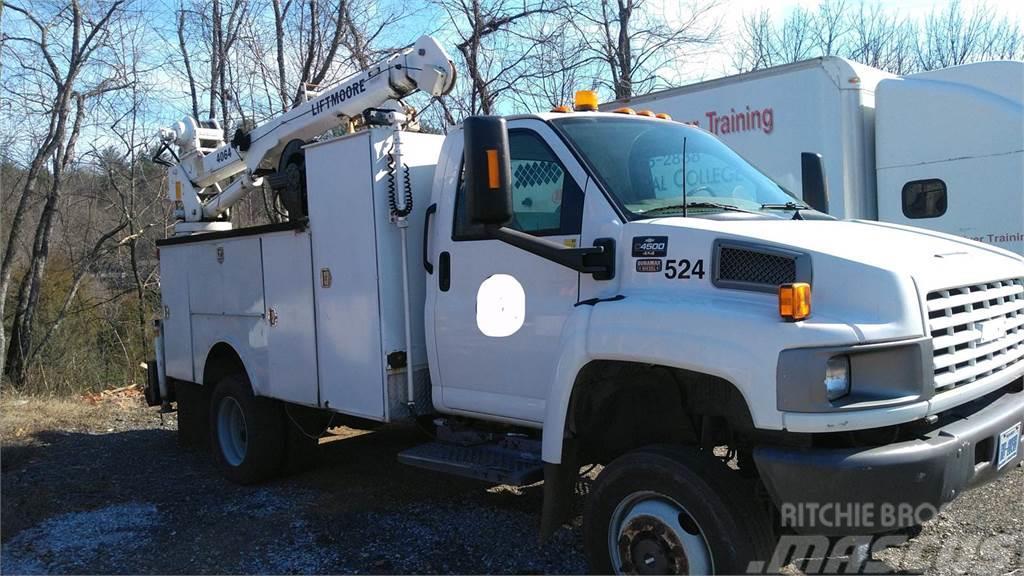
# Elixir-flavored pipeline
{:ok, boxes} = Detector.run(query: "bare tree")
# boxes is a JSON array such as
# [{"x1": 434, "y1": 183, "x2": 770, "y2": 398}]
[
  {"x1": 732, "y1": 0, "x2": 1020, "y2": 76},
  {"x1": 177, "y1": 3, "x2": 201, "y2": 119},
  {"x1": 574, "y1": 0, "x2": 719, "y2": 99},
  {"x1": 433, "y1": 0, "x2": 559, "y2": 120},
  {"x1": 731, "y1": 9, "x2": 776, "y2": 72},
  {"x1": 815, "y1": 0, "x2": 850, "y2": 57},
  {"x1": 508, "y1": 16, "x2": 592, "y2": 112},
  {"x1": 775, "y1": 6, "x2": 816, "y2": 64},
  {"x1": 1, "y1": 0, "x2": 134, "y2": 384},
  {"x1": 916, "y1": 0, "x2": 1019, "y2": 70}
]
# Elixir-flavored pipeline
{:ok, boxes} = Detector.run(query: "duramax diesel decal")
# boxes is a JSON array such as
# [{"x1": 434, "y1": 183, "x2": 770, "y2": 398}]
[
  {"x1": 632, "y1": 236, "x2": 668, "y2": 257},
  {"x1": 635, "y1": 259, "x2": 663, "y2": 273},
  {"x1": 664, "y1": 259, "x2": 706, "y2": 280}
]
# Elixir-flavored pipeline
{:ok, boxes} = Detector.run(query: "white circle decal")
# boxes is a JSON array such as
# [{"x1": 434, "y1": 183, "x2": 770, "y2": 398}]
[{"x1": 476, "y1": 274, "x2": 526, "y2": 337}]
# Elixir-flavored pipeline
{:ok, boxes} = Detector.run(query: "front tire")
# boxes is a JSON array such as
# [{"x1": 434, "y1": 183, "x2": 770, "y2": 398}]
[
  {"x1": 584, "y1": 445, "x2": 774, "y2": 575},
  {"x1": 209, "y1": 374, "x2": 286, "y2": 484}
]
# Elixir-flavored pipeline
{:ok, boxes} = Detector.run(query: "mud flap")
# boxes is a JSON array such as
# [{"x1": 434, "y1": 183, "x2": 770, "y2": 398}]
[
  {"x1": 176, "y1": 380, "x2": 210, "y2": 449},
  {"x1": 540, "y1": 438, "x2": 579, "y2": 541},
  {"x1": 144, "y1": 360, "x2": 161, "y2": 407}
]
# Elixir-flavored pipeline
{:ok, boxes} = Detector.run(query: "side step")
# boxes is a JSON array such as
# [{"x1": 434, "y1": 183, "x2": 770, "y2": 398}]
[{"x1": 398, "y1": 436, "x2": 543, "y2": 486}]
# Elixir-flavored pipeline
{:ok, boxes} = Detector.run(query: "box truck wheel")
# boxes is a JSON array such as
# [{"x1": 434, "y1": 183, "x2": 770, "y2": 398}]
[
  {"x1": 584, "y1": 445, "x2": 774, "y2": 575},
  {"x1": 209, "y1": 373, "x2": 286, "y2": 484}
]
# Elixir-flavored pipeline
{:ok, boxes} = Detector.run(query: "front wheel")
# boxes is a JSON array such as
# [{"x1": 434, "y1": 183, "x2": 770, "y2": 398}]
[
  {"x1": 584, "y1": 445, "x2": 774, "y2": 575},
  {"x1": 209, "y1": 374, "x2": 286, "y2": 484}
]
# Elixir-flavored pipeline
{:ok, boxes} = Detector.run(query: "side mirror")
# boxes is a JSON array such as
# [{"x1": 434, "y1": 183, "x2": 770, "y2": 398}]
[
  {"x1": 801, "y1": 152, "x2": 829, "y2": 214},
  {"x1": 464, "y1": 116, "x2": 512, "y2": 226}
]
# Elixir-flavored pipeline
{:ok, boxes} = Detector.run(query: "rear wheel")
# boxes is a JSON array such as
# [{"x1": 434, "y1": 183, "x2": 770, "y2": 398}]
[
  {"x1": 584, "y1": 445, "x2": 774, "y2": 575},
  {"x1": 209, "y1": 373, "x2": 286, "y2": 484}
]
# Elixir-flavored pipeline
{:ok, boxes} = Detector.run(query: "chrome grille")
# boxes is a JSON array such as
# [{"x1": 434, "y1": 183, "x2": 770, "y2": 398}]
[{"x1": 927, "y1": 278, "x2": 1024, "y2": 391}]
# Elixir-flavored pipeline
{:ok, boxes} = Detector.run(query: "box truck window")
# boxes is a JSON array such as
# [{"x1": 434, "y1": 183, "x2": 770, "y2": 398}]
[
  {"x1": 902, "y1": 179, "x2": 947, "y2": 219},
  {"x1": 454, "y1": 130, "x2": 584, "y2": 240}
]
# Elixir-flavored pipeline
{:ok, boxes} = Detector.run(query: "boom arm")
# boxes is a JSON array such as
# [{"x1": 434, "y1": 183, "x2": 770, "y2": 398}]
[{"x1": 160, "y1": 35, "x2": 455, "y2": 226}]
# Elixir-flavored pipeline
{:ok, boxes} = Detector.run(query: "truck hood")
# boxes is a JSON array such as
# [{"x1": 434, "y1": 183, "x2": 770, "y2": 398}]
[
  {"x1": 632, "y1": 216, "x2": 1024, "y2": 343},
  {"x1": 648, "y1": 216, "x2": 1024, "y2": 292}
]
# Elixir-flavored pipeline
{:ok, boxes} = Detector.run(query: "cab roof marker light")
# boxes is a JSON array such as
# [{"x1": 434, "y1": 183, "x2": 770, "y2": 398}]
[
  {"x1": 779, "y1": 283, "x2": 811, "y2": 321},
  {"x1": 637, "y1": 110, "x2": 656, "y2": 117},
  {"x1": 574, "y1": 90, "x2": 599, "y2": 111},
  {"x1": 655, "y1": 112, "x2": 672, "y2": 120},
  {"x1": 613, "y1": 107, "x2": 636, "y2": 115},
  {"x1": 550, "y1": 105, "x2": 571, "y2": 113}
]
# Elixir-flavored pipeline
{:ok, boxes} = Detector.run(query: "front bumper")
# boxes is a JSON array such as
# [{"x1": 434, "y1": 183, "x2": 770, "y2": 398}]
[{"x1": 754, "y1": 379, "x2": 1024, "y2": 535}]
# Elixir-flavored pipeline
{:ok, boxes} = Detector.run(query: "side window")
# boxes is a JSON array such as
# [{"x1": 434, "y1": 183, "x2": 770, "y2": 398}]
[
  {"x1": 454, "y1": 130, "x2": 583, "y2": 240},
  {"x1": 902, "y1": 179, "x2": 947, "y2": 219}
]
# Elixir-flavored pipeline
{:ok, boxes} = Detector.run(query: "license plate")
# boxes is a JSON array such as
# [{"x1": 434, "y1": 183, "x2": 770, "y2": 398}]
[{"x1": 997, "y1": 422, "x2": 1021, "y2": 470}]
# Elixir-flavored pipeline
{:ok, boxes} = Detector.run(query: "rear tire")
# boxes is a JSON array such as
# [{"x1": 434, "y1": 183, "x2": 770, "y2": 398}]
[
  {"x1": 584, "y1": 445, "x2": 774, "y2": 575},
  {"x1": 209, "y1": 373, "x2": 286, "y2": 484}
]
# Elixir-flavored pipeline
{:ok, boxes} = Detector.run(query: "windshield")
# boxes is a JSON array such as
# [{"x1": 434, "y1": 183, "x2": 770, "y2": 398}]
[{"x1": 552, "y1": 116, "x2": 803, "y2": 218}]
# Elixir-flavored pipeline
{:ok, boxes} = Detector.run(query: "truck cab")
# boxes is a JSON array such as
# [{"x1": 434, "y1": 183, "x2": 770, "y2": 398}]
[{"x1": 421, "y1": 110, "x2": 1024, "y2": 572}]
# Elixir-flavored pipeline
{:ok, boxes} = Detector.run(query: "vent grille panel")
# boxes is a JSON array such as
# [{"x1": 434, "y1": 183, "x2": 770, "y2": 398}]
[
  {"x1": 718, "y1": 247, "x2": 796, "y2": 287},
  {"x1": 928, "y1": 278, "x2": 1024, "y2": 392}
]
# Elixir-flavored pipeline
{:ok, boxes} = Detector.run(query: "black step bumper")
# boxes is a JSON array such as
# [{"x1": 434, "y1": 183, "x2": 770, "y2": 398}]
[{"x1": 753, "y1": 379, "x2": 1024, "y2": 535}]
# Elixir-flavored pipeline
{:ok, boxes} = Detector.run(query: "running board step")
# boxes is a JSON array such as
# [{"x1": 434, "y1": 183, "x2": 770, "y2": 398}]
[{"x1": 398, "y1": 438, "x2": 543, "y2": 486}]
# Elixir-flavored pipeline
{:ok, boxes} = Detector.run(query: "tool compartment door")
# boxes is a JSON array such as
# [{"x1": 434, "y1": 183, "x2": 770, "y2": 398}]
[
  {"x1": 159, "y1": 246, "x2": 194, "y2": 381},
  {"x1": 262, "y1": 230, "x2": 319, "y2": 406},
  {"x1": 305, "y1": 131, "x2": 386, "y2": 419}
]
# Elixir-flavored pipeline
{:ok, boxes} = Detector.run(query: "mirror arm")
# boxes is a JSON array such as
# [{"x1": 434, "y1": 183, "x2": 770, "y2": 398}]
[{"x1": 487, "y1": 226, "x2": 616, "y2": 280}]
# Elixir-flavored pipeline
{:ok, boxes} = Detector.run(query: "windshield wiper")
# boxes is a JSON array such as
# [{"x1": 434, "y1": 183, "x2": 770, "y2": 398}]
[
  {"x1": 760, "y1": 201, "x2": 810, "y2": 210},
  {"x1": 640, "y1": 202, "x2": 761, "y2": 216},
  {"x1": 760, "y1": 201, "x2": 812, "y2": 220}
]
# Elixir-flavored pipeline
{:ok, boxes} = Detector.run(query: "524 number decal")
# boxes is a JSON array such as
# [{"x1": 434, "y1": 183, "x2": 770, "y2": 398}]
[{"x1": 664, "y1": 259, "x2": 706, "y2": 280}]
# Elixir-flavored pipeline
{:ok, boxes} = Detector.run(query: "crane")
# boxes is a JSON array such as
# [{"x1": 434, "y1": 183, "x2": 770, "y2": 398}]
[{"x1": 157, "y1": 35, "x2": 455, "y2": 234}]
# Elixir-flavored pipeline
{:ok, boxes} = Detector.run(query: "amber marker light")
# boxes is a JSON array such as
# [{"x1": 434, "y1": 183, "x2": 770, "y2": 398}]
[
  {"x1": 486, "y1": 149, "x2": 500, "y2": 189},
  {"x1": 574, "y1": 90, "x2": 599, "y2": 111},
  {"x1": 779, "y1": 283, "x2": 811, "y2": 321}
]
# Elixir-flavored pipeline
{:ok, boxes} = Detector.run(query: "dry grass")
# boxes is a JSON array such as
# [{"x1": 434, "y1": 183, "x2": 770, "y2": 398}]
[{"x1": 0, "y1": 388, "x2": 148, "y2": 445}]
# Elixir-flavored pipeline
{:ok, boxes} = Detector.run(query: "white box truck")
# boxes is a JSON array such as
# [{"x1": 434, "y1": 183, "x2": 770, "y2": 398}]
[
  {"x1": 604, "y1": 58, "x2": 1024, "y2": 255},
  {"x1": 147, "y1": 39, "x2": 1024, "y2": 574}
]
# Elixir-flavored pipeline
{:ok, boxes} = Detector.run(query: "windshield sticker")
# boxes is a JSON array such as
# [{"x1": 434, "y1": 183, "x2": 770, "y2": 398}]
[
  {"x1": 635, "y1": 259, "x2": 663, "y2": 273},
  {"x1": 632, "y1": 236, "x2": 668, "y2": 257}
]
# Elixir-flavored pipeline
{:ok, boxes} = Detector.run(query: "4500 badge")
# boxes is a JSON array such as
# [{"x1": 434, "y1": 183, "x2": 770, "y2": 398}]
[{"x1": 632, "y1": 236, "x2": 706, "y2": 279}]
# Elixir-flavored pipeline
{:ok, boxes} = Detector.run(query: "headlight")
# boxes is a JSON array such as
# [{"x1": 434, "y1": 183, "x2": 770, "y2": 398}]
[{"x1": 825, "y1": 355, "x2": 851, "y2": 401}]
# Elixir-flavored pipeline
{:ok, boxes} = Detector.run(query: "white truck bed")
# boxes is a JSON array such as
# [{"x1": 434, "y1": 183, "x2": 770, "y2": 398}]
[{"x1": 158, "y1": 128, "x2": 443, "y2": 421}]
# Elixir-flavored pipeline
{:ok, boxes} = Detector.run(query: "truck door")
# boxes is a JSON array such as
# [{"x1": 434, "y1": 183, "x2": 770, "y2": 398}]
[{"x1": 429, "y1": 120, "x2": 587, "y2": 423}]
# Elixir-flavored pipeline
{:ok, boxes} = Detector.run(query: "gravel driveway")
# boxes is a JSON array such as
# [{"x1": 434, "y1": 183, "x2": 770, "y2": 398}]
[{"x1": 1, "y1": 394, "x2": 1021, "y2": 574}]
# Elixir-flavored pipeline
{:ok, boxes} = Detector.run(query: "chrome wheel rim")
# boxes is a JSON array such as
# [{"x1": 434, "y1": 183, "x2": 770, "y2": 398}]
[
  {"x1": 217, "y1": 396, "x2": 247, "y2": 466},
  {"x1": 609, "y1": 491, "x2": 713, "y2": 575}
]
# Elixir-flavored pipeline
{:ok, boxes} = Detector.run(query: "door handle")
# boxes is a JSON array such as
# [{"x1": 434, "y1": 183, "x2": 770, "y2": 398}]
[
  {"x1": 423, "y1": 203, "x2": 437, "y2": 274},
  {"x1": 439, "y1": 251, "x2": 451, "y2": 292}
]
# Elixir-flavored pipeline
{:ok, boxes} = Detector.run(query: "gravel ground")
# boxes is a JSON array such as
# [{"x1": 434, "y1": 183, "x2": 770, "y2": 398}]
[{"x1": 1, "y1": 393, "x2": 1021, "y2": 575}]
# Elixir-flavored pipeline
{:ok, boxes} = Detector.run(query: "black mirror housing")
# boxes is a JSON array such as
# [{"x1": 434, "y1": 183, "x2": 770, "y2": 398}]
[
  {"x1": 464, "y1": 116, "x2": 512, "y2": 226},
  {"x1": 801, "y1": 152, "x2": 830, "y2": 214}
]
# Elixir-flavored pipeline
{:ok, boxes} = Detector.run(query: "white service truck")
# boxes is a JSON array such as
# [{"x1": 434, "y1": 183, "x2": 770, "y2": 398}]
[
  {"x1": 604, "y1": 57, "x2": 1024, "y2": 255},
  {"x1": 147, "y1": 38, "x2": 1024, "y2": 574}
]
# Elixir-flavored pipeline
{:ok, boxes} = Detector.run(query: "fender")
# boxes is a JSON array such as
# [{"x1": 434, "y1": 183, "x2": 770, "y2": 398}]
[
  {"x1": 542, "y1": 305, "x2": 595, "y2": 464},
  {"x1": 197, "y1": 334, "x2": 268, "y2": 396},
  {"x1": 540, "y1": 292, "x2": 863, "y2": 464}
]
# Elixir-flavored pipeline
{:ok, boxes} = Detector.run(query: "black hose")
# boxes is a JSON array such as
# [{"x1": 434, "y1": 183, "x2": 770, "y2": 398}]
[{"x1": 387, "y1": 140, "x2": 414, "y2": 218}]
